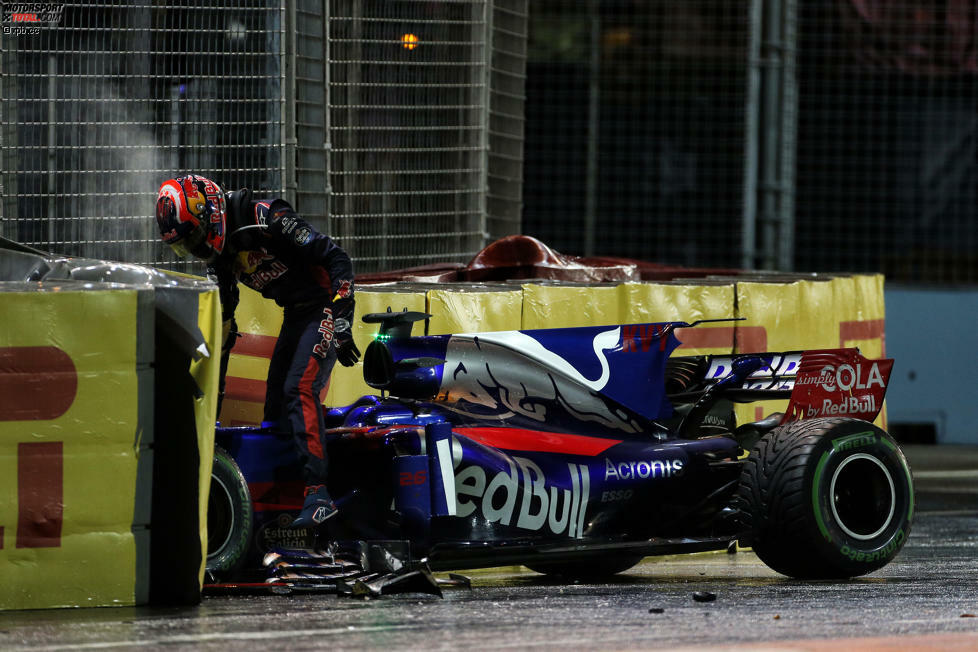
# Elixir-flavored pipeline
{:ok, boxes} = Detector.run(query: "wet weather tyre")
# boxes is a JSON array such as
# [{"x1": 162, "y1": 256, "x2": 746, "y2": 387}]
[
  {"x1": 737, "y1": 418, "x2": 914, "y2": 579},
  {"x1": 525, "y1": 554, "x2": 645, "y2": 579},
  {"x1": 207, "y1": 446, "x2": 253, "y2": 575}
]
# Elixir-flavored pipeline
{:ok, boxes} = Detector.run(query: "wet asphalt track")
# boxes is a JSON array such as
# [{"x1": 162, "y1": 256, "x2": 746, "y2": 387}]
[{"x1": 0, "y1": 445, "x2": 975, "y2": 651}]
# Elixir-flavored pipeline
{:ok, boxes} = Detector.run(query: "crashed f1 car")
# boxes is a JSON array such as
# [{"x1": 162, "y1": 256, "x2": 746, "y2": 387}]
[{"x1": 208, "y1": 312, "x2": 913, "y2": 591}]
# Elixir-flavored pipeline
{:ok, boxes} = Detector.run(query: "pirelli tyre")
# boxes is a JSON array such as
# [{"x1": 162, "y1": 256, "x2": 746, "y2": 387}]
[
  {"x1": 525, "y1": 554, "x2": 645, "y2": 579},
  {"x1": 207, "y1": 446, "x2": 254, "y2": 575},
  {"x1": 737, "y1": 417, "x2": 914, "y2": 579}
]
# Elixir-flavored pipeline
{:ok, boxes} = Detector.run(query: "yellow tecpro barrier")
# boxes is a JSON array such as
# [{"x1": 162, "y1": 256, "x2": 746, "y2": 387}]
[
  {"x1": 225, "y1": 274, "x2": 887, "y2": 430},
  {"x1": 0, "y1": 272, "x2": 221, "y2": 610},
  {"x1": 220, "y1": 285, "x2": 284, "y2": 426},
  {"x1": 427, "y1": 286, "x2": 523, "y2": 335},
  {"x1": 189, "y1": 287, "x2": 223, "y2": 590},
  {"x1": 619, "y1": 282, "x2": 738, "y2": 356},
  {"x1": 521, "y1": 283, "x2": 622, "y2": 329},
  {"x1": 0, "y1": 287, "x2": 148, "y2": 610}
]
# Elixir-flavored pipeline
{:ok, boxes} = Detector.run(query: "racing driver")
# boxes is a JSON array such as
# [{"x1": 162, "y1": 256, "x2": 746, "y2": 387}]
[{"x1": 155, "y1": 174, "x2": 359, "y2": 530}]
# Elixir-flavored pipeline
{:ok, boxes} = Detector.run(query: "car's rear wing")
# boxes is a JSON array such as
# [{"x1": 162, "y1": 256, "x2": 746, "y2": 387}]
[
  {"x1": 669, "y1": 349, "x2": 894, "y2": 426},
  {"x1": 668, "y1": 352, "x2": 806, "y2": 402}
]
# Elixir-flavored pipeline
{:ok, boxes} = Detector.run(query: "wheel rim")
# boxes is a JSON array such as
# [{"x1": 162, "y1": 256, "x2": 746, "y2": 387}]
[
  {"x1": 829, "y1": 453, "x2": 896, "y2": 541},
  {"x1": 208, "y1": 475, "x2": 234, "y2": 558}
]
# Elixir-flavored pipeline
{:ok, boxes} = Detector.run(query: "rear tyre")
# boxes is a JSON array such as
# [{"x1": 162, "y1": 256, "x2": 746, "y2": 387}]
[
  {"x1": 525, "y1": 554, "x2": 645, "y2": 579},
  {"x1": 738, "y1": 417, "x2": 914, "y2": 578},
  {"x1": 207, "y1": 446, "x2": 254, "y2": 575}
]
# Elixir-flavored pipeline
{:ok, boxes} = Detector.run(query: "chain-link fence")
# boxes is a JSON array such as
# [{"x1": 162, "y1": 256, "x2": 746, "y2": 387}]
[
  {"x1": 324, "y1": 0, "x2": 490, "y2": 269},
  {"x1": 795, "y1": 1, "x2": 978, "y2": 283},
  {"x1": 0, "y1": 1, "x2": 285, "y2": 270},
  {"x1": 1, "y1": 0, "x2": 527, "y2": 274},
  {"x1": 2, "y1": 2, "x2": 974, "y2": 282},
  {"x1": 523, "y1": 0, "x2": 976, "y2": 283},
  {"x1": 522, "y1": 1, "x2": 755, "y2": 270}
]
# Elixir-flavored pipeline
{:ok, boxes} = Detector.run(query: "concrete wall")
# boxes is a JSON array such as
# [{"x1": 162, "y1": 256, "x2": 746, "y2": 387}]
[{"x1": 885, "y1": 286, "x2": 978, "y2": 444}]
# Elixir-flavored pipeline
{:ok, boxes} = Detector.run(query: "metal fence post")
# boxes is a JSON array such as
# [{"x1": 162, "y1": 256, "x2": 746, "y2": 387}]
[
  {"x1": 284, "y1": 1, "x2": 298, "y2": 208},
  {"x1": 485, "y1": 0, "x2": 528, "y2": 241},
  {"x1": 479, "y1": 0, "x2": 492, "y2": 247},
  {"x1": 583, "y1": 0, "x2": 600, "y2": 258},
  {"x1": 755, "y1": 0, "x2": 798, "y2": 271},
  {"x1": 742, "y1": 0, "x2": 763, "y2": 271},
  {"x1": 323, "y1": 0, "x2": 333, "y2": 231},
  {"x1": 778, "y1": 0, "x2": 798, "y2": 273}
]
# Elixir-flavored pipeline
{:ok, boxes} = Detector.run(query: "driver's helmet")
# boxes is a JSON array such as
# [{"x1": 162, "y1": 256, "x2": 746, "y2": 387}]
[{"x1": 155, "y1": 174, "x2": 227, "y2": 260}]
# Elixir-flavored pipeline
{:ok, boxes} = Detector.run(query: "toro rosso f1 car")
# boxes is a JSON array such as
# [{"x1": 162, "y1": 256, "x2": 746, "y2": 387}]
[{"x1": 208, "y1": 312, "x2": 913, "y2": 593}]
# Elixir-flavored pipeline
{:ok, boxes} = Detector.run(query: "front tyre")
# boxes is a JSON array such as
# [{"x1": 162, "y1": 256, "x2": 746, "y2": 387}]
[
  {"x1": 207, "y1": 446, "x2": 254, "y2": 576},
  {"x1": 738, "y1": 417, "x2": 914, "y2": 579}
]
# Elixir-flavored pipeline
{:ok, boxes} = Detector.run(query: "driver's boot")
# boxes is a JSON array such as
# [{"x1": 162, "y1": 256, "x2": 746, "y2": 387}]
[{"x1": 290, "y1": 484, "x2": 337, "y2": 529}]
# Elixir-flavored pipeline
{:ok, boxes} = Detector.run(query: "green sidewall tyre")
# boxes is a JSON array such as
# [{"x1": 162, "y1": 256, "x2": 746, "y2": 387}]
[
  {"x1": 738, "y1": 417, "x2": 914, "y2": 579},
  {"x1": 207, "y1": 446, "x2": 254, "y2": 575}
]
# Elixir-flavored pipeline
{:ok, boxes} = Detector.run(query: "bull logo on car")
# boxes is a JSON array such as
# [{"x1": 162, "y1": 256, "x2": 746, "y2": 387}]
[{"x1": 438, "y1": 329, "x2": 644, "y2": 434}]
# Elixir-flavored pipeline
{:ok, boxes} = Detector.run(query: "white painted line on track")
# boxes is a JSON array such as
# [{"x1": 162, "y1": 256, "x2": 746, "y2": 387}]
[
  {"x1": 30, "y1": 624, "x2": 423, "y2": 651},
  {"x1": 918, "y1": 509, "x2": 978, "y2": 516},
  {"x1": 914, "y1": 469, "x2": 978, "y2": 479}
]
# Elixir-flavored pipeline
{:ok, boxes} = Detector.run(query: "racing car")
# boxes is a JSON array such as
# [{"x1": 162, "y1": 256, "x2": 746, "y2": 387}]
[{"x1": 207, "y1": 311, "x2": 913, "y2": 591}]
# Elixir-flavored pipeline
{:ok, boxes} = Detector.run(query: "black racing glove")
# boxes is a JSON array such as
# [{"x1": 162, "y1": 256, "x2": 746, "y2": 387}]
[
  {"x1": 217, "y1": 317, "x2": 240, "y2": 418},
  {"x1": 332, "y1": 298, "x2": 360, "y2": 367}
]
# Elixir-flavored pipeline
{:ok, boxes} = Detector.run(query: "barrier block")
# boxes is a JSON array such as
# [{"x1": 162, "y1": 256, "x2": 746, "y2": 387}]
[
  {"x1": 220, "y1": 285, "x2": 283, "y2": 425},
  {"x1": 737, "y1": 279, "x2": 833, "y2": 351},
  {"x1": 833, "y1": 274, "x2": 886, "y2": 357},
  {"x1": 832, "y1": 274, "x2": 888, "y2": 428},
  {"x1": 619, "y1": 282, "x2": 737, "y2": 356},
  {"x1": 225, "y1": 274, "x2": 888, "y2": 433},
  {"x1": 427, "y1": 286, "x2": 523, "y2": 335},
  {"x1": 0, "y1": 288, "x2": 150, "y2": 610},
  {"x1": 521, "y1": 283, "x2": 622, "y2": 329},
  {"x1": 734, "y1": 279, "x2": 827, "y2": 426},
  {"x1": 189, "y1": 288, "x2": 223, "y2": 586}
]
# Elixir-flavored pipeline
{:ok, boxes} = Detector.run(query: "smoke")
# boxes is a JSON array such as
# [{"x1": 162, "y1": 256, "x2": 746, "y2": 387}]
[
  {"x1": 11, "y1": 4, "x2": 283, "y2": 269},
  {"x1": 70, "y1": 79, "x2": 171, "y2": 266}
]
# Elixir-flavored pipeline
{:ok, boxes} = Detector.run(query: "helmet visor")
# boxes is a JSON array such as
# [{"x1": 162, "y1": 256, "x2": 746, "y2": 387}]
[{"x1": 168, "y1": 219, "x2": 211, "y2": 259}]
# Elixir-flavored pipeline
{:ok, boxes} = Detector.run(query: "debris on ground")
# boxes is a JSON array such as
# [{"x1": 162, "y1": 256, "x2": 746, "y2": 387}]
[{"x1": 692, "y1": 591, "x2": 717, "y2": 603}]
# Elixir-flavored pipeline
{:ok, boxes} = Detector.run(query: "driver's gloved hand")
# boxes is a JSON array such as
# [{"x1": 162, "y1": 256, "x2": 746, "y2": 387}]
[{"x1": 332, "y1": 298, "x2": 360, "y2": 367}]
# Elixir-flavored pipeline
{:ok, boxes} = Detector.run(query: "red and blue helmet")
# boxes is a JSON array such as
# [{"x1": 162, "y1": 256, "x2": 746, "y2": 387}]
[{"x1": 155, "y1": 174, "x2": 227, "y2": 260}]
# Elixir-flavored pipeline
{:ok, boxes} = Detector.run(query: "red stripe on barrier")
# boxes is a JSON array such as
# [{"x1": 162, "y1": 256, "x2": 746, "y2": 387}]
[
  {"x1": 676, "y1": 327, "x2": 735, "y2": 349},
  {"x1": 840, "y1": 319, "x2": 886, "y2": 355},
  {"x1": 456, "y1": 427, "x2": 622, "y2": 456},
  {"x1": 734, "y1": 326, "x2": 768, "y2": 354},
  {"x1": 17, "y1": 442, "x2": 63, "y2": 548},
  {"x1": 674, "y1": 326, "x2": 767, "y2": 353},
  {"x1": 299, "y1": 357, "x2": 324, "y2": 459},
  {"x1": 234, "y1": 333, "x2": 277, "y2": 358},
  {"x1": 0, "y1": 347, "x2": 77, "y2": 421},
  {"x1": 224, "y1": 376, "x2": 267, "y2": 404}
]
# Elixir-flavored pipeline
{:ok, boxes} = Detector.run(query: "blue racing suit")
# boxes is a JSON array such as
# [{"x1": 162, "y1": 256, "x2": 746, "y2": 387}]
[{"x1": 210, "y1": 196, "x2": 355, "y2": 487}]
